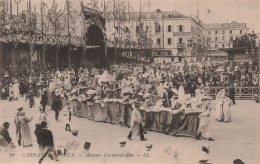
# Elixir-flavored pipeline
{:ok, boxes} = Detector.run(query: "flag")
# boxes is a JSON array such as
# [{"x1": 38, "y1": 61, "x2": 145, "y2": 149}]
[{"x1": 32, "y1": 51, "x2": 37, "y2": 62}]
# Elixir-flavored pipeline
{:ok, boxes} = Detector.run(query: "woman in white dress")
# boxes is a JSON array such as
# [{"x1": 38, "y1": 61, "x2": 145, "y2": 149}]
[
  {"x1": 13, "y1": 80, "x2": 20, "y2": 101},
  {"x1": 223, "y1": 97, "x2": 232, "y2": 122}
]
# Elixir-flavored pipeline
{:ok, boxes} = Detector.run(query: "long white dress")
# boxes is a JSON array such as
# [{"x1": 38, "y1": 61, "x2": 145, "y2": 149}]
[
  {"x1": 215, "y1": 98, "x2": 224, "y2": 121},
  {"x1": 198, "y1": 103, "x2": 212, "y2": 139},
  {"x1": 178, "y1": 85, "x2": 185, "y2": 104},
  {"x1": 13, "y1": 83, "x2": 20, "y2": 99},
  {"x1": 223, "y1": 97, "x2": 232, "y2": 122}
]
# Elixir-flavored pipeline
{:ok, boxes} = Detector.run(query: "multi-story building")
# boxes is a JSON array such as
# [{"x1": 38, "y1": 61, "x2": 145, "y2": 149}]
[
  {"x1": 204, "y1": 21, "x2": 250, "y2": 62},
  {"x1": 205, "y1": 21, "x2": 249, "y2": 50},
  {"x1": 106, "y1": 9, "x2": 207, "y2": 62}
]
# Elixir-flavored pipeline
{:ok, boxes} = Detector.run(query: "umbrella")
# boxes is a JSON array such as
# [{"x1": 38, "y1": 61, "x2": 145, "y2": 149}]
[
  {"x1": 87, "y1": 90, "x2": 96, "y2": 95},
  {"x1": 201, "y1": 96, "x2": 213, "y2": 100}
]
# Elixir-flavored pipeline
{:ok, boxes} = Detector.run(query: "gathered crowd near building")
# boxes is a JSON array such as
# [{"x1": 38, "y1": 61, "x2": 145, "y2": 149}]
[{"x1": 0, "y1": 0, "x2": 260, "y2": 164}]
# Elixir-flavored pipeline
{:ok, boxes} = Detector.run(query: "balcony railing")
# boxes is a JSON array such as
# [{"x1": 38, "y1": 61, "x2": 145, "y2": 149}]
[
  {"x1": 204, "y1": 86, "x2": 260, "y2": 100},
  {"x1": 177, "y1": 43, "x2": 186, "y2": 48}
]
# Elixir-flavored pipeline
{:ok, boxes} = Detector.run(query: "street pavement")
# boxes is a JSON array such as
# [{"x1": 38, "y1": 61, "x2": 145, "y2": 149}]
[{"x1": 0, "y1": 97, "x2": 259, "y2": 164}]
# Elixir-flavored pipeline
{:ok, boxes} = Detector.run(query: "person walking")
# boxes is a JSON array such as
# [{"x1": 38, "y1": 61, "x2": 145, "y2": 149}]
[
  {"x1": 127, "y1": 101, "x2": 147, "y2": 141},
  {"x1": 36, "y1": 121, "x2": 54, "y2": 152},
  {"x1": 229, "y1": 85, "x2": 236, "y2": 105},
  {"x1": 9, "y1": 83, "x2": 14, "y2": 102},
  {"x1": 13, "y1": 79, "x2": 20, "y2": 101},
  {"x1": 19, "y1": 111, "x2": 33, "y2": 147},
  {"x1": 26, "y1": 88, "x2": 35, "y2": 108},
  {"x1": 62, "y1": 102, "x2": 72, "y2": 131},
  {"x1": 14, "y1": 107, "x2": 23, "y2": 146},
  {"x1": 52, "y1": 95, "x2": 62, "y2": 121},
  {"x1": 40, "y1": 91, "x2": 48, "y2": 112}
]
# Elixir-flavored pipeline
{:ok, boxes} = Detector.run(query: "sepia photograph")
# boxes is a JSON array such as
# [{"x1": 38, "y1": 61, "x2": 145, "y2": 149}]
[{"x1": 0, "y1": 0, "x2": 259, "y2": 163}]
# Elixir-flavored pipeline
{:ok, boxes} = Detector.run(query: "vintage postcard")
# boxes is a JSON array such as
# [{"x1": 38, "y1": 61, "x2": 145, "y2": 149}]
[{"x1": 0, "y1": 0, "x2": 259, "y2": 163}]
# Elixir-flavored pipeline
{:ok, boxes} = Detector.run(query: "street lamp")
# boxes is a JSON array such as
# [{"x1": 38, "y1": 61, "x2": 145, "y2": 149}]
[{"x1": 14, "y1": 0, "x2": 21, "y2": 15}]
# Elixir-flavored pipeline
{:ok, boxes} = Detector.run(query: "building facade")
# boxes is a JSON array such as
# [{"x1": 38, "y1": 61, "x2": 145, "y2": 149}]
[
  {"x1": 106, "y1": 9, "x2": 207, "y2": 62},
  {"x1": 205, "y1": 21, "x2": 249, "y2": 50}
]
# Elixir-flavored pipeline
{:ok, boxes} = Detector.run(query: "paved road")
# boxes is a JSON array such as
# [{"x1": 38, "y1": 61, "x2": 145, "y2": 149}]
[{"x1": 0, "y1": 97, "x2": 259, "y2": 164}]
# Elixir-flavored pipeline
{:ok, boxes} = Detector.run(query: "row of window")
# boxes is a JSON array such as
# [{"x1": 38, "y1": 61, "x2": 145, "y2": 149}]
[
  {"x1": 208, "y1": 36, "x2": 227, "y2": 41},
  {"x1": 208, "y1": 30, "x2": 243, "y2": 35},
  {"x1": 156, "y1": 38, "x2": 183, "y2": 45},
  {"x1": 136, "y1": 25, "x2": 184, "y2": 33},
  {"x1": 210, "y1": 43, "x2": 229, "y2": 48}
]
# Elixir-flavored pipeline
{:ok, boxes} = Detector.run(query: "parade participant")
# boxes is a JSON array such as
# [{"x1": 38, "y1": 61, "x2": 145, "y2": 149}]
[
  {"x1": 62, "y1": 102, "x2": 73, "y2": 132},
  {"x1": 197, "y1": 97, "x2": 214, "y2": 141},
  {"x1": 40, "y1": 90, "x2": 48, "y2": 112},
  {"x1": 229, "y1": 84, "x2": 236, "y2": 105},
  {"x1": 215, "y1": 91, "x2": 225, "y2": 121},
  {"x1": 13, "y1": 79, "x2": 20, "y2": 101},
  {"x1": 162, "y1": 82, "x2": 175, "y2": 108},
  {"x1": 127, "y1": 101, "x2": 147, "y2": 141},
  {"x1": 14, "y1": 107, "x2": 23, "y2": 146},
  {"x1": 51, "y1": 95, "x2": 63, "y2": 121},
  {"x1": 26, "y1": 88, "x2": 35, "y2": 108},
  {"x1": 64, "y1": 74, "x2": 72, "y2": 91},
  {"x1": 178, "y1": 85, "x2": 185, "y2": 105},
  {"x1": 223, "y1": 97, "x2": 232, "y2": 122},
  {"x1": 9, "y1": 83, "x2": 13, "y2": 102},
  {"x1": 19, "y1": 111, "x2": 33, "y2": 147},
  {"x1": 19, "y1": 79, "x2": 27, "y2": 97},
  {"x1": 0, "y1": 122, "x2": 12, "y2": 144},
  {"x1": 36, "y1": 121, "x2": 54, "y2": 152}
]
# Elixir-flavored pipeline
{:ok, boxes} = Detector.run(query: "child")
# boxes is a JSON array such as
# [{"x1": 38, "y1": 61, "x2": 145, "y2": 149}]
[
  {"x1": 62, "y1": 103, "x2": 72, "y2": 131},
  {"x1": 26, "y1": 89, "x2": 35, "y2": 108}
]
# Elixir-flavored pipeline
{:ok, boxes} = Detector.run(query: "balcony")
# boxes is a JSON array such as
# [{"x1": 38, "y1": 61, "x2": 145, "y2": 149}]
[{"x1": 177, "y1": 43, "x2": 186, "y2": 48}]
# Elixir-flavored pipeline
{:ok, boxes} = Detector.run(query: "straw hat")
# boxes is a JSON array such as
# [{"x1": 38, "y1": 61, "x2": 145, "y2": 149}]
[{"x1": 119, "y1": 138, "x2": 126, "y2": 145}]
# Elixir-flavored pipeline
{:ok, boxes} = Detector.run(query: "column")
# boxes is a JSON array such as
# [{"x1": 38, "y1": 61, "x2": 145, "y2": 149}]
[
  {"x1": 0, "y1": 42, "x2": 2, "y2": 98},
  {"x1": 42, "y1": 44, "x2": 46, "y2": 68}
]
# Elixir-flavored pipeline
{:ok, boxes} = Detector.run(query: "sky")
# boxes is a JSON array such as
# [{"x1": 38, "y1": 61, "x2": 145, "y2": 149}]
[{"x1": 14, "y1": 0, "x2": 260, "y2": 33}]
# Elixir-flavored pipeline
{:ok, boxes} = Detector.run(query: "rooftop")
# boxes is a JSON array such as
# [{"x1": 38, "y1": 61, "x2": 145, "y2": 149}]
[{"x1": 204, "y1": 21, "x2": 248, "y2": 30}]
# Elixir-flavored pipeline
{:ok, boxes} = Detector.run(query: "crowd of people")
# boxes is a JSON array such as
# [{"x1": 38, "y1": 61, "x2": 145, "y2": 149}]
[
  {"x1": 0, "y1": 57, "x2": 258, "y2": 164},
  {"x1": 1, "y1": 59, "x2": 259, "y2": 103}
]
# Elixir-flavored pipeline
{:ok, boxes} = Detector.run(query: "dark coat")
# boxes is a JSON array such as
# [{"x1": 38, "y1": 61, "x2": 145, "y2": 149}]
[
  {"x1": 40, "y1": 93, "x2": 48, "y2": 105},
  {"x1": 36, "y1": 128, "x2": 54, "y2": 150},
  {"x1": 0, "y1": 127, "x2": 12, "y2": 143},
  {"x1": 51, "y1": 97, "x2": 62, "y2": 112}
]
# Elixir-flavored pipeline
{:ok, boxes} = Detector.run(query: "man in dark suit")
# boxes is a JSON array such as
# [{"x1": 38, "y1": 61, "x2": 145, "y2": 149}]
[
  {"x1": 229, "y1": 84, "x2": 236, "y2": 105},
  {"x1": 36, "y1": 121, "x2": 54, "y2": 152},
  {"x1": 40, "y1": 91, "x2": 48, "y2": 112},
  {"x1": 51, "y1": 95, "x2": 62, "y2": 121}
]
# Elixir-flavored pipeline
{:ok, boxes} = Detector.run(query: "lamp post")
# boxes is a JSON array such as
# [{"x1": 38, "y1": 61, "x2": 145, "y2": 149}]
[
  {"x1": 14, "y1": 0, "x2": 21, "y2": 15},
  {"x1": 14, "y1": 0, "x2": 21, "y2": 64}
]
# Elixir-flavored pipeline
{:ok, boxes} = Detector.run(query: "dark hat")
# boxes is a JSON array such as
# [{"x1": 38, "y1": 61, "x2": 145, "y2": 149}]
[
  {"x1": 17, "y1": 107, "x2": 23, "y2": 111},
  {"x1": 145, "y1": 143, "x2": 153, "y2": 151},
  {"x1": 202, "y1": 146, "x2": 209, "y2": 154},
  {"x1": 233, "y1": 159, "x2": 244, "y2": 164},
  {"x1": 71, "y1": 130, "x2": 79, "y2": 136},
  {"x1": 84, "y1": 142, "x2": 91, "y2": 150},
  {"x1": 3, "y1": 122, "x2": 10, "y2": 127},
  {"x1": 119, "y1": 138, "x2": 126, "y2": 145},
  {"x1": 40, "y1": 121, "x2": 48, "y2": 128}
]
